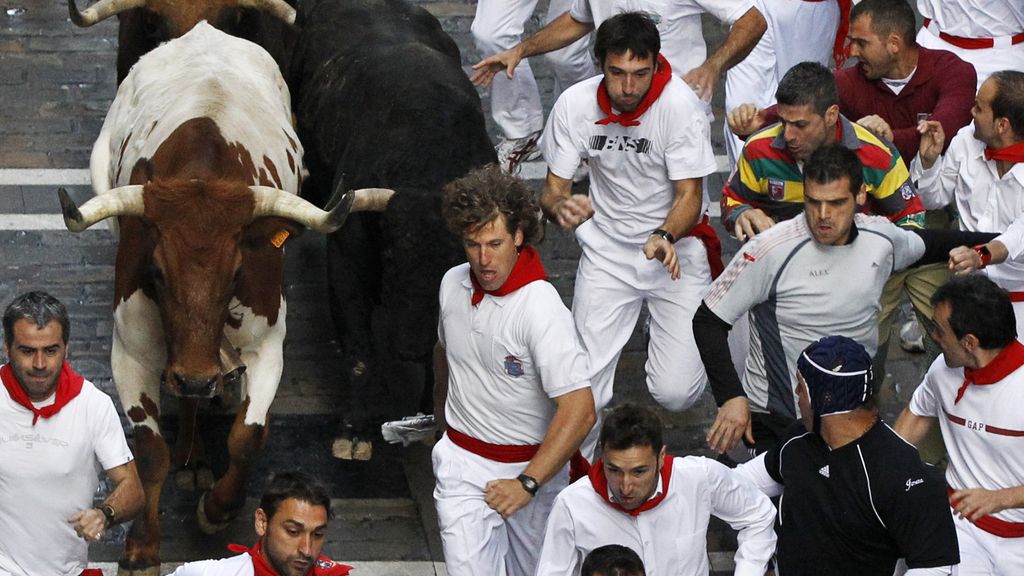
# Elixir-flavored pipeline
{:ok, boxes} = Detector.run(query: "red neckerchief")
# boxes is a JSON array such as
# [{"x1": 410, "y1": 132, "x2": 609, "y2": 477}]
[
  {"x1": 833, "y1": 0, "x2": 853, "y2": 68},
  {"x1": 588, "y1": 453, "x2": 674, "y2": 517},
  {"x1": 227, "y1": 542, "x2": 352, "y2": 576},
  {"x1": 1, "y1": 361, "x2": 84, "y2": 425},
  {"x1": 596, "y1": 54, "x2": 672, "y2": 127},
  {"x1": 984, "y1": 141, "x2": 1024, "y2": 164},
  {"x1": 471, "y1": 245, "x2": 548, "y2": 306},
  {"x1": 955, "y1": 340, "x2": 1024, "y2": 404}
]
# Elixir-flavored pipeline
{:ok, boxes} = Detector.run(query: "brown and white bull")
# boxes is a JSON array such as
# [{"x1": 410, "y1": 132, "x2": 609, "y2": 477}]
[{"x1": 59, "y1": 22, "x2": 389, "y2": 575}]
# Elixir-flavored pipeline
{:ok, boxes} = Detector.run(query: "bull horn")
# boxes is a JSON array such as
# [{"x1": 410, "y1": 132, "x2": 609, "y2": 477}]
[
  {"x1": 237, "y1": 0, "x2": 296, "y2": 25},
  {"x1": 58, "y1": 185, "x2": 145, "y2": 232},
  {"x1": 250, "y1": 186, "x2": 353, "y2": 233},
  {"x1": 350, "y1": 188, "x2": 395, "y2": 212},
  {"x1": 67, "y1": 0, "x2": 147, "y2": 27}
]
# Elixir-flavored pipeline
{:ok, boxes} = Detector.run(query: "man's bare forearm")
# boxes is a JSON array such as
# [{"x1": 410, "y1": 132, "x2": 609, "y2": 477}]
[
  {"x1": 705, "y1": 7, "x2": 766, "y2": 73},
  {"x1": 522, "y1": 388, "x2": 595, "y2": 486},
  {"x1": 519, "y1": 12, "x2": 594, "y2": 60}
]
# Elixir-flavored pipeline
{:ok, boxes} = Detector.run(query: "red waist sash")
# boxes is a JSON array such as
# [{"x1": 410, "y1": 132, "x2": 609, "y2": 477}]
[
  {"x1": 948, "y1": 487, "x2": 1024, "y2": 537},
  {"x1": 923, "y1": 18, "x2": 1024, "y2": 49},
  {"x1": 446, "y1": 427, "x2": 539, "y2": 463}
]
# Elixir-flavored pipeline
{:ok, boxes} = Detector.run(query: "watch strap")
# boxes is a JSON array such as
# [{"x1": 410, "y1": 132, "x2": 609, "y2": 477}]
[
  {"x1": 651, "y1": 228, "x2": 676, "y2": 244},
  {"x1": 516, "y1": 474, "x2": 539, "y2": 497}
]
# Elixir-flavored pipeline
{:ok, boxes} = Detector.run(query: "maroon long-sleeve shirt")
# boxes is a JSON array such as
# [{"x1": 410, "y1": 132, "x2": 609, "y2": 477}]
[{"x1": 760, "y1": 46, "x2": 976, "y2": 160}]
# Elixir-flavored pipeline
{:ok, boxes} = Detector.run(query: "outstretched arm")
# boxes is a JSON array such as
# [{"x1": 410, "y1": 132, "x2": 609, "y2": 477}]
[{"x1": 471, "y1": 12, "x2": 594, "y2": 88}]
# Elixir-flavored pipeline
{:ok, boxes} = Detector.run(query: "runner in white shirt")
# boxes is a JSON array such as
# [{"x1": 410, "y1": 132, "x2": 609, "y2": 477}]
[
  {"x1": 537, "y1": 13, "x2": 723, "y2": 461},
  {"x1": 471, "y1": 0, "x2": 767, "y2": 107},
  {"x1": 896, "y1": 275, "x2": 1024, "y2": 574},
  {"x1": 536, "y1": 403, "x2": 776, "y2": 576},
  {"x1": 912, "y1": 71, "x2": 1024, "y2": 336},
  {"x1": 916, "y1": 0, "x2": 1024, "y2": 88},
  {"x1": 471, "y1": 0, "x2": 596, "y2": 173},
  {"x1": 170, "y1": 471, "x2": 352, "y2": 576},
  {"x1": 433, "y1": 165, "x2": 595, "y2": 576},
  {"x1": 0, "y1": 291, "x2": 142, "y2": 576}
]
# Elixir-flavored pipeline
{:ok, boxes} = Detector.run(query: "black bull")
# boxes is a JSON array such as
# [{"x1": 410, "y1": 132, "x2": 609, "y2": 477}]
[{"x1": 289, "y1": 0, "x2": 496, "y2": 457}]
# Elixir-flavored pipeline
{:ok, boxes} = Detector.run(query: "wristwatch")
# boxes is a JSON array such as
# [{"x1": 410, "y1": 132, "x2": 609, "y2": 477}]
[
  {"x1": 100, "y1": 504, "x2": 116, "y2": 527},
  {"x1": 651, "y1": 228, "x2": 676, "y2": 244},
  {"x1": 516, "y1": 474, "x2": 539, "y2": 497}
]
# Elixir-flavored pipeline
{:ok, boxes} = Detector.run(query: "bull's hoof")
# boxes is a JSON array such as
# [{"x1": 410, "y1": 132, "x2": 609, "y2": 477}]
[
  {"x1": 175, "y1": 466, "x2": 215, "y2": 492},
  {"x1": 332, "y1": 436, "x2": 373, "y2": 460},
  {"x1": 117, "y1": 564, "x2": 161, "y2": 576},
  {"x1": 196, "y1": 492, "x2": 235, "y2": 534}
]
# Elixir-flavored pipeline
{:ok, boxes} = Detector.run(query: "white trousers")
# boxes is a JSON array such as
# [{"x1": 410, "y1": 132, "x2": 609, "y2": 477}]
[
  {"x1": 472, "y1": 0, "x2": 595, "y2": 139},
  {"x1": 917, "y1": 25, "x2": 1024, "y2": 91},
  {"x1": 952, "y1": 512, "x2": 1024, "y2": 575},
  {"x1": 572, "y1": 220, "x2": 711, "y2": 460},
  {"x1": 432, "y1": 435, "x2": 567, "y2": 576},
  {"x1": 723, "y1": 0, "x2": 838, "y2": 168}
]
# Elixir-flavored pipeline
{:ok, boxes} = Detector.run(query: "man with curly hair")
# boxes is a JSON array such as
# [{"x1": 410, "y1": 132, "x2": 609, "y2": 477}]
[{"x1": 432, "y1": 164, "x2": 596, "y2": 576}]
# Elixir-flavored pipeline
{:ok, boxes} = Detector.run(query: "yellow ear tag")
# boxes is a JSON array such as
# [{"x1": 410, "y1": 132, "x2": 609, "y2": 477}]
[{"x1": 270, "y1": 229, "x2": 290, "y2": 248}]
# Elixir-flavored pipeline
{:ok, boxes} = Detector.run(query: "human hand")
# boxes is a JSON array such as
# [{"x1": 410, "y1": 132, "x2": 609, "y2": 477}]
[
  {"x1": 727, "y1": 103, "x2": 766, "y2": 137},
  {"x1": 734, "y1": 208, "x2": 774, "y2": 242},
  {"x1": 948, "y1": 245, "x2": 983, "y2": 274},
  {"x1": 551, "y1": 194, "x2": 594, "y2": 229},
  {"x1": 643, "y1": 234, "x2": 680, "y2": 280},
  {"x1": 950, "y1": 487, "x2": 1014, "y2": 522},
  {"x1": 470, "y1": 48, "x2": 523, "y2": 88},
  {"x1": 682, "y1": 62, "x2": 719, "y2": 101},
  {"x1": 484, "y1": 478, "x2": 532, "y2": 519},
  {"x1": 69, "y1": 508, "x2": 107, "y2": 543},
  {"x1": 857, "y1": 115, "x2": 894, "y2": 142},
  {"x1": 707, "y1": 397, "x2": 753, "y2": 454},
  {"x1": 917, "y1": 120, "x2": 945, "y2": 169}
]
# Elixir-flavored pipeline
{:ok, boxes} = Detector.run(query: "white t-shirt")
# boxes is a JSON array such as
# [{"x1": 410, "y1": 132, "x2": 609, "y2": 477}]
[
  {"x1": 438, "y1": 264, "x2": 591, "y2": 445},
  {"x1": 541, "y1": 74, "x2": 718, "y2": 246},
  {"x1": 912, "y1": 124, "x2": 1024, "y2": 293},
  {"x1": 536, "y1": 456, "x2": 776, "y2": 576},
  {"x1": 171, "y1": 551, "x2": 349, "y2": 575},
  {"x1": 0, "y1": 375, "x2": 134, "y2": 576},
  {"x1": 917, "y1": 0, "x2": 1024, "y2": 38},
  {"x1": 570, "y1": 0, "x2": 754, "y2": 75},
  {"x1": 910, "y1": 351, "x2": 1024, "y2": 524}
]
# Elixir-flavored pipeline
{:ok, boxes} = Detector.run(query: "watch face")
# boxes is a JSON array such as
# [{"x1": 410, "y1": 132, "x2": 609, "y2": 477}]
[{"x1": 518, "y1": 474, "x2": 539, "y2": 495}]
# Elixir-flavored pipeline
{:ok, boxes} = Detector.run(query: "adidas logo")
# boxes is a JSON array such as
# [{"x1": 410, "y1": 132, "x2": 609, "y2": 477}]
[{"x1": 819, "y1": 465, "x2": 830, "y2": 478}]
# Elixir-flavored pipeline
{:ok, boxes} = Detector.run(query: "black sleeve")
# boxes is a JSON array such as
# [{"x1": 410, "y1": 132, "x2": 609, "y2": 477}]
[
  {"x1": 910, "y1": 229, "x2": 1000, "y2": 267},
  {"x1": 693, "y1": 302, "x2": 745, "y2": 406}
]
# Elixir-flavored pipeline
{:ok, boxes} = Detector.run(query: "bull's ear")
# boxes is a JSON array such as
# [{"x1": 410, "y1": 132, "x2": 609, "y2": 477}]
[{"x1": 241, "y1": 217, "x2": 304, "y2": 250}]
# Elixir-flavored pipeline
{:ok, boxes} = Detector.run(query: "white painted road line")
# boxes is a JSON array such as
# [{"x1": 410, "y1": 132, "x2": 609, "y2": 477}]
[
  {"x1": 0, "y1": 214, "x2": 108, "y2": 230},
  {"x1": 0, "y1": 161, "x2": 726, "y2": 229},
  {"x1": 0, "y1": 168, "x2": 91, "y2": 186}
]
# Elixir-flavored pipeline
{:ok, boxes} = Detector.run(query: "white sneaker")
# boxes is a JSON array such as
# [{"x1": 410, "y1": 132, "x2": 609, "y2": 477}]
[
  {"x1": 898, "y1": 319, "x2": 925, "y2": 353},
  {"x1": 496, "y1": 130, "x2": 542, "y2": 175}
]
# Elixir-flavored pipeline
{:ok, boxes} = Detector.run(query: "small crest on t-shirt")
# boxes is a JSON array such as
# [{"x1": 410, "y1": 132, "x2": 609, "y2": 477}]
[
  {"x1": 898, "y1": 182, "x2": 915, "y2": 200},
  {"x1": 819, "y1": 465, "x2": 830, "y2": 478},
  {"x1": 504, "y1": 355, "x2": 524, "y2": 377},
  {"x1": 768, "y1": 178, "x2": 785, "y2": 201}
]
